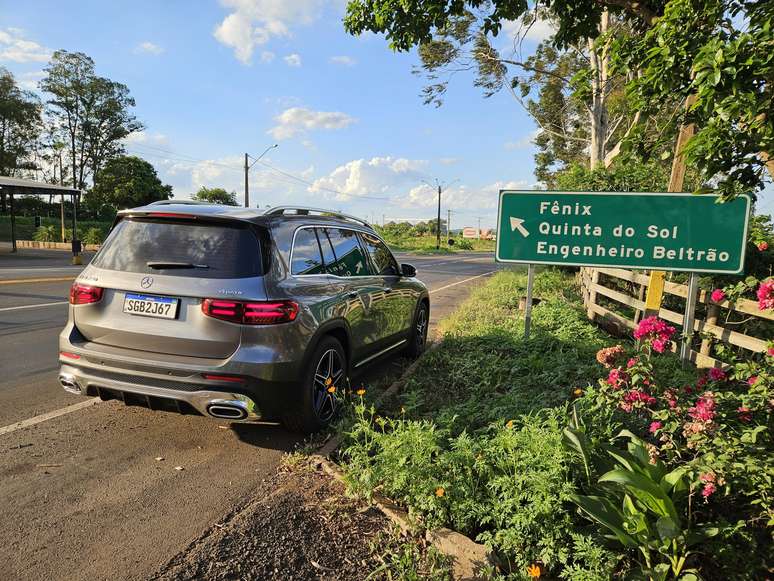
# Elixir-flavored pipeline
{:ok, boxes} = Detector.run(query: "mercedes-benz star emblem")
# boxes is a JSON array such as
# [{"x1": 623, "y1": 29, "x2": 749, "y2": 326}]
[{"x1": 141, "y1": 276, "x2": 154, "y2": 289}]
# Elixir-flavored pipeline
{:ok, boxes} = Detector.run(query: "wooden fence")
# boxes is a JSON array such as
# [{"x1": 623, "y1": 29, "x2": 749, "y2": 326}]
[{"x1": 579, "y1": 267, "x2": 773, "y2": 368}]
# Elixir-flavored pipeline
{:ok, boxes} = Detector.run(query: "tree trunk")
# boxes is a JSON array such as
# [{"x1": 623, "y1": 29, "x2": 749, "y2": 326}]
[{"x1": 588, "y1": 11, "x2": 610, "y2": 169}]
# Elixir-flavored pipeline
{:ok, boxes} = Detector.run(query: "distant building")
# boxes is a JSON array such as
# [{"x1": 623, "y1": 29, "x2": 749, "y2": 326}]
[{"x1": 462, "y1": 227, "x2": 495, "y2": 240}]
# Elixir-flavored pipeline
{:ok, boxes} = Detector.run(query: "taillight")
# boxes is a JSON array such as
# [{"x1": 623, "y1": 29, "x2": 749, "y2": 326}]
[
  {"x1": 70, "y1": 283, "x2": 103, "y2": 305},
  {"x1": 60, "y1": 351, "x2": 81, "y2": 360},
  {"x1": 201, "y1": 299, "x2": 298, "y2": 325}
]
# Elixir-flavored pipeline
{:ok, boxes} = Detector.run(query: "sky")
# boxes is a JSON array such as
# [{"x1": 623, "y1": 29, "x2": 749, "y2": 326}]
[{"x1": 1, "y1": 0, "x2": 772, "y2": 228}]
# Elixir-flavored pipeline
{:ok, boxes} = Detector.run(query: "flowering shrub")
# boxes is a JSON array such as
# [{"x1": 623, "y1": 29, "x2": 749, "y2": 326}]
[
  {"x1": 576, "y1": 318, "x2": 774, "y2": 578},
  {"x1": 757, "y1": 278, "x2": 774, "y2": 311}
]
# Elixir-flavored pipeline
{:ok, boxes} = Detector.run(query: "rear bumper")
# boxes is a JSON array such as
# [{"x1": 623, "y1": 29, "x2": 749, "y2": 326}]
[
  {"x1": 59, "y1": 365, "x2": 263, "y2": 421},
  {"x1": 58, "y1": 323, "x2": 301, "y2": 422}
]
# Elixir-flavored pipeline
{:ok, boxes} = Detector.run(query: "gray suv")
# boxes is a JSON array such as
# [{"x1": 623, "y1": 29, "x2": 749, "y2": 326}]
[{"x1": 58, "y1": 204, "x2": 429, "y2": 432}]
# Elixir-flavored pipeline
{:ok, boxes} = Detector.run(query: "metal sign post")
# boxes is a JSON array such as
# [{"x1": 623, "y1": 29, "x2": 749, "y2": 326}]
[
  {"x1": 524, "y1": 264, "x2": 536, "y2": 339},
  {"x1": 679, "y1": 273, "x2": 699, "y2": 365}
]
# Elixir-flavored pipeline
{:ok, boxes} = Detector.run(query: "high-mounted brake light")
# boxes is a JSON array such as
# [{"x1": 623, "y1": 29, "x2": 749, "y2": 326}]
[
  {"x1": 201, "y1": 299, "x2": 298, "y2": 325},
  {"x1": 69, "y1": 283, "x2": 104, "y2": 305},
  {"x1": 146, "y1": 212, "x2": 195, "y2": 218}
]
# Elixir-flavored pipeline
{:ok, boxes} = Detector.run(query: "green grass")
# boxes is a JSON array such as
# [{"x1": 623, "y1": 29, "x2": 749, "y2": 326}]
[
  {"x1": 340, "y1": 269, "x2": 625, "y2": 578},
  {"x1": 380, "y1": 234, "x2": 496, "y2": 254}
]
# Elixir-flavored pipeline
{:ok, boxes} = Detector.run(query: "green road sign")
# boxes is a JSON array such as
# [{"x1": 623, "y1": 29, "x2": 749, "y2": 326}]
[{"x1": 496, "y1": 191, "x2": 751, "y2": 274}]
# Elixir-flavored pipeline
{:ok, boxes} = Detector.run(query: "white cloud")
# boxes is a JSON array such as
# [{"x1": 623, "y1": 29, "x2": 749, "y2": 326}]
[
  {"x1": 438, "y1": 157, "x2": 459, "y2": 166},
  {"x1": 134, "y1": 41, "x2": 164, "y2": 55},
  {"x1": 395, "y1": 179, "x2": 529, "y2": 210},
  {"x1": 260, "y1": 50, "x2": 275, "y2": 63},
  {"x1": 16, "y1": 70, "x2": 44, "y2": 91},
  {"x1": 309, "y1": 156, "x2": 428, "y2": 201},
  {"x1": 329, "y1": 55, "x2": 356, "y2": 66},
  {"x1": 283, "y1": 53, "x2": 302, "y2": 67},
  {"x1": 500, "y1": 15, "x2": 555, "y2": 45},
  {"x1": 213, "y1": 0, "x2": 324, "y2": 65},
  {"x1": 0, "y1": 28, "x2": 51, "y2": 63},
  {"x1": 267, "y1": 106, "x2": 356, "y2": 140},
  {"x1": 504, "y1": 129, "x2": 540, "y2": 150},
  {"x1": 123, "y1": 131, "x2": 170, "y2": 147}
]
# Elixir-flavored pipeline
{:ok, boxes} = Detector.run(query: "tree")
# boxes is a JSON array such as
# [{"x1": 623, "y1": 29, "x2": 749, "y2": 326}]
[
  {"x1": 88, "y1": 155, "x2": 171, "y2": 215},
  {"x1": 41, "y1": 50, "x2": 142, "y2": 190},
  {"x1": 0, "y1": 67, "x2": 41, "y2": 175},
  {"x1": 344, "y1": 0, "x2": 773, "y2": 198},
  {"x1": 191, "y1": 186, "x2": 238, "y2": 205}
]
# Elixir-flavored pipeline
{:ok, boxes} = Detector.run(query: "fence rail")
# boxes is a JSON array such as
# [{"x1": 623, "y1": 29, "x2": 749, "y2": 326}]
[{"x1": 579, "y1": 267, "x2": 771, "y2": 368}]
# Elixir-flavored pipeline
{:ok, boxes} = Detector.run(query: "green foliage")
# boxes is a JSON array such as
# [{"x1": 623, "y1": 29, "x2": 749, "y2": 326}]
[
  {"x1": 32, "y1": 225, "x2": 57, "y2": 242},
  {"x1": 554, "y1": 160, "x2": 683, "y2": 193},
  {"x1": 41, "y1": 50, "x2": 142, "y2": 189},
  {"x1": 81, "y1": 226, "x2": 104, "y2": 245},
  {"x1": 191, "y1": 186, "x2": 238, "y2": 206},
  {"x1": 88, "y1": 155, "x2": 172, "y2": 212},
  {"x1": 342, "y1": 270, "x2": 622, "y2": 575},
  {"x1": 0, "y1": 67, "x2": 41, "y2": 175}
]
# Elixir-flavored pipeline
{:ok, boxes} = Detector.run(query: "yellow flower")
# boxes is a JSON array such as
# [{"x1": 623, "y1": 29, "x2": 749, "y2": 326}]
[
  {"x1": 325, "y1": 377, "x2": 333, "y2": 386},
  {"x1": 400, "y1": 406, "x2": 406, "y2": 414},
  {"x1": 573, "y1": 388, "x2": 584, "y2": 397},
  {"x1": 527, "y1": 563, "x2": 541, "y2": 578},
  {"x1": 327, "y1": 386, "x2": 336, "y2": 394},
  {"x1": 506, "y1": 420, "x2": 514, "y2": 429},
  {"x1": 356, "y1": 388, "x2": 366, "y2": 396},
  {"x1": 435, "y1": 487, "x2": 445, "y2": 497}
]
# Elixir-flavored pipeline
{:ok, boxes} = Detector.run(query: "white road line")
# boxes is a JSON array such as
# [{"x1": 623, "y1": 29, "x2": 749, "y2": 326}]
[
  {"x1": 0, "y1": 397, "x2": 101, "y2": 437},
  {"x1": 0, "y1": 301, "x2": 68, "y2": 312},
  {"x1": 429, "y1": 271, "x2": 496, "y2": 294}
]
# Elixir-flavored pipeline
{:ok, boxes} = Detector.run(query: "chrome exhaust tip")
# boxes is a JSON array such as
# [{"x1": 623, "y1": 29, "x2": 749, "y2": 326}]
[
  {"x1": 59, "y1": 374, "x2": 82, "y2": 395},
  {"x1": 207, "y1": 404, "x2": 248, "y2": 420}
]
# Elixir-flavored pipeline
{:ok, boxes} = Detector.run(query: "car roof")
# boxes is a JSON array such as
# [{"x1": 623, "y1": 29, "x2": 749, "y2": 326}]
[{"x1": 119, "y1": 203, "x2": 375, "y2": 230}]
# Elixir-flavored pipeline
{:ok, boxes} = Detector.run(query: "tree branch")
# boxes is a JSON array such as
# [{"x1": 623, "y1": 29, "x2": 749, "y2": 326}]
[{"x1": 597, "y1": 0, "x2": 658, "y2": 26}]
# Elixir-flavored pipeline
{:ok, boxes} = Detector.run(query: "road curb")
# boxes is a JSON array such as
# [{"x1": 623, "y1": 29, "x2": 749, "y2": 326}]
[
  {"x1": 312, "y1": 339, "x2": 501, "y2": 581},
  {"x1": 0, "y1": 276, "x2": 76, "y2": 285}
]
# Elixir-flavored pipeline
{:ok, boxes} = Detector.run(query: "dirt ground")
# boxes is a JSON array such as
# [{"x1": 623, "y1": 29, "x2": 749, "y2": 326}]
[{"x1": 151, "y1": 459, "x2": 450, "y2": 581}]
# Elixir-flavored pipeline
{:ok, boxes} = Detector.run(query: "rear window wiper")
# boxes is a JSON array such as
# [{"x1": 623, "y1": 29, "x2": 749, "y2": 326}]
[{"x1": 146, "y1": 261, "x2": 209, "y2": 270}]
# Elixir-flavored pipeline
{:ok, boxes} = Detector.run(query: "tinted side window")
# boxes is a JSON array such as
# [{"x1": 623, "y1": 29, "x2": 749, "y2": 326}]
[
  {"x1": 360, "y1": 232, "x2": 399, "y2": 275},
  {"x1": 324, "y1": 228, "x2": 369, "y2": 277},
  {"x1": 317, "y1": 227, "x2": 337, "y2": 268},
  {"x1": 291, "y1": 228, "x2": 324, "y2": 275},
  {"x1": 93, "y1": 218, "x2": 262, "y2": 279}
]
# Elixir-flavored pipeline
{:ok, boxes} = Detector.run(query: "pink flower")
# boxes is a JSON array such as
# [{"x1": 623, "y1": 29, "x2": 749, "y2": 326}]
[
  {"x1": 768, "y1": 346, "x2": 774, "y2": 357},
  {"x1": 758, "y1": 280, "x2": 774, "y2": 311},
  {"x1": 663, "y1": 389, "x2": 678, "y2": 409},
  {"x1": 689, "y1": 392, "x2": 716, "y2": 423},
  {"x1": 748, "y1": 376, "x2": 758, "y2": 386},
  {"x1": 708, "y1": 368, "x2": 726, "y2": 382},
  {"x1": 607, "y1": 368, "x2": 629, "y2": 389},
  {"x1": 738, "y1": 406, "x2": 752, "y2": 422},
  {"x1": 758, "y1": 241, "x2": 769, "y2": 251},
  {"x1": 619, "y1": 389, "x2": 657, "y2": 412},
  {"x1": 702, "y1": 482, "x2": 717, "y2": 498},
  {"x1": 627, "y1": 358, "x2": 638, "y2": 368},
  {"x1": 649, "y1": 421, "x2": 663, "y2": 433},
  {"x1": 633, "y1": 316, "x2": 676, "y2": 353},
  {"x1": 711, "y1": 288, "x2": 726, "y2": 303}
]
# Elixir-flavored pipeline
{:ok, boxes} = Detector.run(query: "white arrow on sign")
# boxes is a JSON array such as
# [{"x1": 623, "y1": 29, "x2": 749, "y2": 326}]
[{"x1": 510, "y1": 217, "x2": 530, "y2": 238}]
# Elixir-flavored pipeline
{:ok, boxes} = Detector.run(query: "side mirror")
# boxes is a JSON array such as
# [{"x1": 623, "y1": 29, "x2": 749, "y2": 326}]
[{"x1": 400, "y1": 263, "x2": 417, "y2": 278}]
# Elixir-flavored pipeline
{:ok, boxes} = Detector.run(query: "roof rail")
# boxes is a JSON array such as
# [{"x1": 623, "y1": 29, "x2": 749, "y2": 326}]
[
  {"x1": 149, "y1": 199, "x2": 212, "y2": 206},
  {"x1": 263, "y1": 206, "x2": 371, "y2": 228}
]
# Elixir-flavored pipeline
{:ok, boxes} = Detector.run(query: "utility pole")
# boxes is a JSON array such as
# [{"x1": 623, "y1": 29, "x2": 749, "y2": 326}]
[
  {"x1": 477, "y1": 217, "x2": 481, "y2": 239},
  {"x1": 421, "y1": 177, "x2": 459, "y2": 250},
  {"x1": 244, "y1": 144, "x2": 279, "y2": 208},
  {"x1": 436, "y1": 183, "x2": 442, "y2": 249},
  {"x1": 447, "y1": 209, "x2": 451, "y2": 240}
]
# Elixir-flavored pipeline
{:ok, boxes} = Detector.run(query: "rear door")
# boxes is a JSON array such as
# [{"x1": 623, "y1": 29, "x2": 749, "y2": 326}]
[
  {"x1": 74, "y1": 217, "x2": 266, "y2": 359},
  {"x1": 318, "y1": 227, "x2": 387, "y2": 360}
]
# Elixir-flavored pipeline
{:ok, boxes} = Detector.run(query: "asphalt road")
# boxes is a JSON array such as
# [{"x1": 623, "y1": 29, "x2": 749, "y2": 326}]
[{"x1": 0, "y1": 248, "x2": 505, "y2": 581}]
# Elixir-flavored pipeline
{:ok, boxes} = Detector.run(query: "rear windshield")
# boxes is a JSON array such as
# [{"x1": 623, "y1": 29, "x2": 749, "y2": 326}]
[{"x1": 92, "y1": 218, "x2": 263, "y2": 278}]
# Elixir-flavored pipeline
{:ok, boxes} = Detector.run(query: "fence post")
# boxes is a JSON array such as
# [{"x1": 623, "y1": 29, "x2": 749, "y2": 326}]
[
  {"x1": 586, "y1": 269, "x2": 599, "y2": 321},
  {"x1": 700, "y1": 301, "x2": 720, "y2": 357},
  {"x1": 680, "y1": 273, "x2": 699, "y2": 364}
]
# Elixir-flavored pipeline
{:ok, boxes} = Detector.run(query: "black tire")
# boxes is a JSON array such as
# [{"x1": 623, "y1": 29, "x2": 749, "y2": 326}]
[
  {"x1": 282, "y1": 336, "x2": 346, "y2": 433},
  {"x1": 405, "y1": 300, "x2": 429, "y2": 359}
]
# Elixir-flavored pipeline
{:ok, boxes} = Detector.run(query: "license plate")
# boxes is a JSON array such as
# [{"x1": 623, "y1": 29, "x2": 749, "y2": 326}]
[{"x1": 123, "y1": 293, "x2": 179, "y2": 319}]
